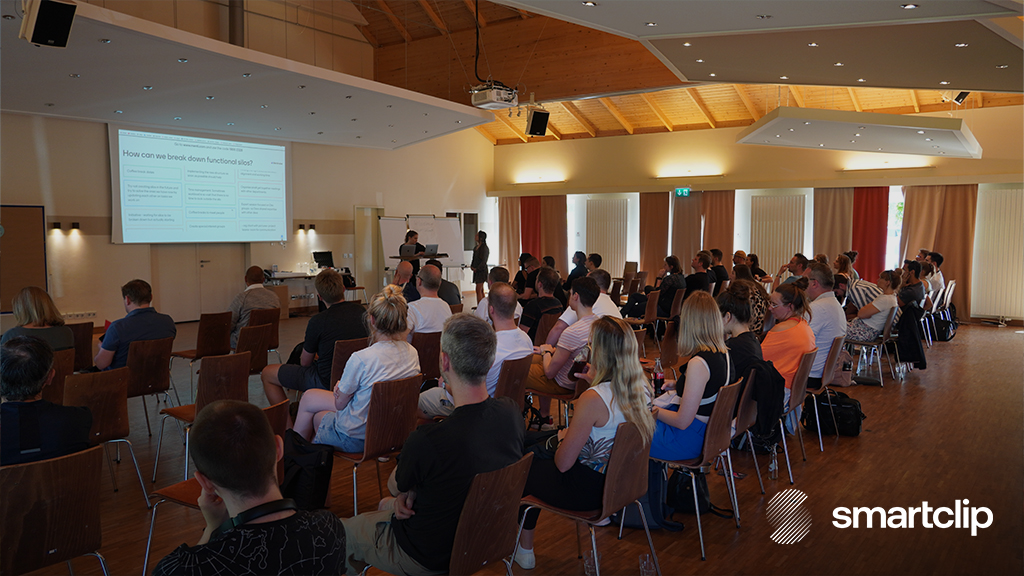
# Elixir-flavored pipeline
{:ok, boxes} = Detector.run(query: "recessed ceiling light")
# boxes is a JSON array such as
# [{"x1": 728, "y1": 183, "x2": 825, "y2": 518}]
[
  {"x1": 696, "y1": 59, "x2": 704, "y2": 63},
  {"x1": 582, "y1": 1, "x2": 596, "y2": 6},
  {"x1": 996, "y1": 64, "x2": 1009, "y2": 69},
  {"x1": 789, "y1": 128, "x2": 795, "y2": 131},
  {"x1": 850, "y1": 140, "x2": 856, "y2": 143},
  {"x1": 174, "y1": 117, "x2": 182, "y2": 120},
  {"x1": 356, "y1": 136, "x2": 361, "y2": 139},
  {"x1": 388, "y1": 124, "x2": 394, "y2": 128},
  {"x1": 227, "y1": 122, "x2": 234, "y2": 125},
  {"x1": 855, "y1": 133, "x2": 861, "y2": 136},
  {"x1": 645, "y1": 22, "x2": 657, "y2": 27},
  {"x1": 99, "y1": 38, "x2": 111, "y2": 44},
  {"x1": 242, "y1": 73, "x2": 251, "y2": 78},
  {"x1": 756, "y1": 14, "x2": 772, "y2": 19},
  {"x1": 804, "y1": 121, "x2": 811, "y2": 125},
  {"x1": 386, "y1": 105, "x2": 393, "y2": 108},
  {"x1": 424, "y1": 131, "x2": 429, "y2": 134},
  {"x1": 878, "y1": 148, "x2": 883, "y2": 151},
  {"x1": 764, "y1": 140, "x2": 770, "y2": 143},
  {"x1": 309, "y1": 112, "x2": 316, "y2": 115},
  {"x1": 939, "y1": 151, "x2": 946, "y2": 155},
  {"x1": 939, "y1": 81, "x2": 950, "y2": 85},
  {"x1": 44, "y1": 103, "x2": 54, "y2": 107},
  {"x1": 206, "y1": 96, "x2": 214, "y2": 100},
  {"x1": 859, "y1": 126, "x2": 866, "y2": 129},
  {"x1": 457, "y1": 120, "x2": 463, "y2": 124},
  {"x1": 954, "y1": 43, "x2": 968, "y2": 48},
  {"x1": 808, "y1": 43, "x2": 818, "y2": 47},
  {"x1": 901, "y1": 4, "x2": 918, "y2": 9},
  {"x1": 925, "y1": 138, "x2": 932, "y2": 141},
  {"x1": 274, "y1": 127, "x2": 281, "y2": 131},
  {"x1": 932, "y1": 145, "x2": 940, "y2": 148},
  {"x1": 143, "y1": 86, "x2": 153, "y2": 90},
  {"x1": 819, "y1": 143, "x2": 824, "y2": 147},
  {"x1": 346, "y1": 95, "x2": 353, "y2": 99},
  {"x1": 2, "y1": 15, "x2": 14, "y2": 20},
  {"x1": 834, "y1": 62, "x2": 844, "y2": 67},
  {"x1": 780, "y1": 75, "x2": 789, "y2": 80},
  {"x1": 775, "y1": 134, "x2": 781, "y2": 137},
  {"x1": 683, "y1": 42, "x2": 691, "y2": 47},
  {"x1": 318, "y1": 131, "x2": 324, "y2": 134},
  {"x1": 298, "y1": 85, "x2": 306, "y2": 89},
  {"x1": 917, "y1": 130, "x2": 925, "y2": 134},
  {"x1": 260, "y1": 104, "x2": 268, "y2": 108},
  {"x1": 351, "y1": 118, "x2": 356, "y2": 121},
  {"x1": 69, "y1": 73, "x2": 79, "y2": 78},
  {"x1": 424, "y1": 113, "x2": 429, "y2": 116},
  {"x1": 391, "y1": 139, "x2": 397, "y2": 143},
  {"x1": 709, "y1": 73, "x2": 716, "y2": 77},
  {"x1": 177, "y1": 58, "x2": 188, "y2": 63},
  {"x1": 114, "y1": 110, "x2": 123, "y2": 114},
  {"x1": 858, "y1": 78, "x2": 866, "y2": 82}
]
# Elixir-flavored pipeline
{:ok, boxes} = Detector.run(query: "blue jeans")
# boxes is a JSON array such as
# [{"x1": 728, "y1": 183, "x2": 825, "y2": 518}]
[{"x1": 314, "y1": 411, "x2": 366, "y2": 453}]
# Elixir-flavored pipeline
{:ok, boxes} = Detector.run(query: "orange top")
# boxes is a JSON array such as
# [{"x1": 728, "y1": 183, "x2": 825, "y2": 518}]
[{"x1": 761, "y1": 318, "x2": 816, "y2": 390}]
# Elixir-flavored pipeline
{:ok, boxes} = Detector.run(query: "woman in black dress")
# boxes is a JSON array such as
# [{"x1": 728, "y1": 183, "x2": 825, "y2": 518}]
[
  {"x1": 401, "y1": 230, "x2": 426, "y2": 277},
  {"x1": 470, "y1": 230, "x2": 489, "y2": 302}
]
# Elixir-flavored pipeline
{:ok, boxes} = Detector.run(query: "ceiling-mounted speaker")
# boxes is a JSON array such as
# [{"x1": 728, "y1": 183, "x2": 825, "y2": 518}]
[
  {"x1": 526, "y1": 108, "x2": 550, "y2": 137},
  {"x1": 19, "y1": 0, "x2": 77, "y2": 48}
]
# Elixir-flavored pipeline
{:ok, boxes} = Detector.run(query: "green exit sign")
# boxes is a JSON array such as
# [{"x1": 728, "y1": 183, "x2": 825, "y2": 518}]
[{"x1": 675, "y1": 187, "x2": 691, "y2": 197}]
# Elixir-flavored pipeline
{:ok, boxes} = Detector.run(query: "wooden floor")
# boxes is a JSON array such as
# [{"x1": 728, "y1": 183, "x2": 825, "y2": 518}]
[{"x1": 36, "y1": 319, "x2": 1023, "y2": 576}]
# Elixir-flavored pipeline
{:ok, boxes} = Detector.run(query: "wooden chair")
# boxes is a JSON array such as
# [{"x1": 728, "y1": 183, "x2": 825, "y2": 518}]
[
  {"x1": 633, "y1": 328, "x2": 647, "y2": 358},
  {"x1": 613, "y1": 261, "x2": 638, "y2": 283},
  {"x1": 171, "y1": 311, "x2": 232, "y2": 401},
  {"x1": 806, "y1": 336, "x2": 844, "y2": 452},
  {"x1": 526, "y1": 376, "x2": 591, "y2": 433},
  {"x1": 642, "y1": 321, "x2": 685, "y2": 380},
  {"x1": 152, "y1": 352, "x2": 250, "y2": 483},
  {"x1": 126, "y1": 337, "x2": 176, "y2": 436},
  {"x1": 656, "y1": 289, "x2": 685, "y2": 323},
  {"x1": 43, "y1": 348, "x2": 75, "y2": 405},
  {"x1": 493, "y1": 355, "x2": 534, "y2": 411},
  {"x1": 533, "y1": 312, "x2": 561, "y2": 346},
  {"x1": 636, "y1": 270, "x2": 649, "y2": 288},
  {"x1": 847, "y1": 307, "x2": 898, "y2": 384},
  {"x1": 67, "y1": 321, "x2": 94, "y2": 372},
  {"x1": 236, "y1": 323, "x2": 272, "y2": 375},
  {"x1": 779, "y1": 349, "x2": 817, "y2": 485},
  {"x1": 332, "y1": 374, "x2": 422, "y2": 513},
  {"x1": 63, "y1": 367, "x2": 151, "y2": 509},
  {"x1": 516, "y1": 422, "x2": 660, "y2": 575},
  {"x1": 142, "y1": 400, "x2": 289, "y2": 576},
  {"x1": 248, "y1": 307, "x2": 282, "y2": 363},
  {"x1": 450, "y1": 303, "x2": 464, "y2": 314},
  {"x1": 0, "y1": 445, "x2": 109, "y2": 576},
  {"x1": 622, "y1": 277, "x2": 642, "y2": 304},
  {"x1": 731, "y1": 368, "x2": 764, "y2": 496},
  {"x1": 608, "y1": 280, "x2": 622, "y2": 307},
  {"x1": 449, "y1": 453, "x2": 534, "y2": 576},
  {"x1": 624, "y1": 290, "x2": 660, "y2": 331},
  {"x1": 330, "y1": 338, "x2": 370, "y2": 387},
  {"x1": 411, "y1": 332, "x2": 443, "y2": 381},
  {"x1": 652, "y1": 382, "x2": 741, "y2": 560}
]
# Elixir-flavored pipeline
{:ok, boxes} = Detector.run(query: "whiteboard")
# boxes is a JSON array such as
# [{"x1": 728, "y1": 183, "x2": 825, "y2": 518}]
[
  {"x1": 379, "y1": 216, "x2": 409, "y2": 270},
  {"x1": 434, "y1": 217, "x2": 464, "y2": 266}
]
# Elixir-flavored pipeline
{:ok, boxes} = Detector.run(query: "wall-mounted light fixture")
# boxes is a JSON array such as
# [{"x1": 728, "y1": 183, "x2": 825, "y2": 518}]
[
  {"x1": 298, "y1": 224, "x2": 305, "y2": 230},
  {"x1": 308, "y1": 224, "x2": 315, "y2": 230},
  {"x1": 52, "y1": 222, "x2": 62, "y2": 230},
  {"x1": 71, "y1": 222, "x2": 80, "y2": 229}
]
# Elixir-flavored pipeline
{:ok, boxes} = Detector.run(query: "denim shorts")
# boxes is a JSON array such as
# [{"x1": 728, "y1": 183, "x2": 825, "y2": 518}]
[{"x1": 314, "y1": 411, "x2": 366, "y2": 453}]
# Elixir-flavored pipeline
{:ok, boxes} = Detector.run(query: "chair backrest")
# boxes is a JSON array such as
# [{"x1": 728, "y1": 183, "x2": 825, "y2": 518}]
[
  {"x1": 708, "y1": 282, "x2": 716, "y2": 295},
  {"x1": 667, "y1": 288, "x2": 685, "y2": 318},
  {"x1": 450, "y1": 303, "x2": 464, "y2": 314},
  {"x1": 626, "y1": 277, "x2": 642, "y2": 297},
  {"x1": 789, "y1": 349, "x2": 817, "y2": 412},
  {"x1": 330, "y1": 338, "x2": 369, "y2": 387},
  {"x1": 247, "y1": 308, "x2": 280, "y2": 350},
  {"x1": 598, "y1": 422, "x2": 651, "y2": 518},
  {"x1": 126, "y1": 337, "x2": 174, "y2": 399},
  {"x1": 0, "y1": 445, "x2": 103, "y2": 575},
  {"x1": 819, "y1": 336, "x2": 846, "y2": 387},
  {"x1": 942, "y1": 280, "x2": 956, "y2": 311},
  {"x1": 534, "y1": 312, "x2": 561, "y2": 346},
  {"x1": 44, "y1": 348, "x2": 75, "y2": 405},
  {"x1": 881, "y1": 307, "x2": 899, "y2": 340},
  {"x1": 733, "y1": 369, "x2": 758, "y2": 438},
  {"x1": 493, "y1": 355, "x2": 533, "y2": 411},
  {"x1": 63, "y1": 367, "x2": 131, "y2": 443},
  {"x1": 195, "y1": 311, "x2": 233, "y2": 358},
  {"x1": 609, "y1": 280, "x2": 622, "y2": 304},
  {"x1": 66, "y1": 322, "x2": 94, "y2": 372},
  {"x1": 623, "y1": 261, "x2": 638, "y2": 279},
  {"x1": 263, "y1": 400, "x2": 290, "y2": 484},
  {"x1": 194, "y1": 352, "x2": 251, "y2": 413},
  {"x1": 633, "y1": 329, "x2": 646, "y2": 358},
  {"x1": 236, "y1": 324, "x2": 271, "y2": 375},
  {"x1": 411, "y1": 332, "x2": 443, "y2": 380},
  {"x1": 449, "y1": 453, "x2": 534, "y2": 576},
  {"x1": 362, "y1": 374, "x2": 423, "y2": 459},
  {"x1": 641, "y1": 290, "x2": 660, "y2": 322},
  {"x1": 636, "y1": 270, "x2": 649, "y2": 287},
  {"x1": 930, "y1": 286, "x2": 946, "y2": 313},
  {"x1": 696, "y1": 382, "x2": 742, "y2": 468}
]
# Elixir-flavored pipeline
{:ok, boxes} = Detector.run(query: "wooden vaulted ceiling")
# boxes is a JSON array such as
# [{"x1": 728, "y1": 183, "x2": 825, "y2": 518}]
[{"x1": 351, "y1": 0, "x2": 1023, "y2": 146}]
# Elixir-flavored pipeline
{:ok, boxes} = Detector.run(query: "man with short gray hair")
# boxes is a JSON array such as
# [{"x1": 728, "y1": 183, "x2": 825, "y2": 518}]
[
  {"x1": 407, "y1": 264, "x2": 452, "y2": 341},
  {"x1": 805, "y1": 262, "x2": 847, "y2": 390}
]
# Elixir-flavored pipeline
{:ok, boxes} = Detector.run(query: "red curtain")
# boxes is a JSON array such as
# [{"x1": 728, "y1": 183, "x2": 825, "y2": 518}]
[
  {"x1": 851, "y1": 187, "x2": 888, "y2": 282},
  {"x1": 520, "y1": 196, "x2": 542, "y2": 259}
]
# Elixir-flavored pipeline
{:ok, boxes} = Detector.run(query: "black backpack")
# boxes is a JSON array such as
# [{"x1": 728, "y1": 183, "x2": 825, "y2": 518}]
[
  {"x1": 748, "y1": 359, "x2": 786, "y2": 445},
  {"x1": 280, "y1": 429, "x2": 334, "y2": 510},
  {"x1": 614, "y1": 460, "x2": 682, "y2": 531}
]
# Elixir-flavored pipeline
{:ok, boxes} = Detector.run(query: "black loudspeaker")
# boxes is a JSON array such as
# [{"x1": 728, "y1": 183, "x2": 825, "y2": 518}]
[
  {"x1": 526, "y1": 109, "x2": 550, "y2": 136},
  {"x1": 19, "y1": 0, "x2": 77, "y2": 48}
]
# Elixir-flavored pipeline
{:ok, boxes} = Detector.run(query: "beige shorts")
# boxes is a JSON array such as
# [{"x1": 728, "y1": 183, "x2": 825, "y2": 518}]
[
  {"x1": 418, "y1": 387, "x2": 455, "y2": 418},
  {"x1": 340, "y1": 509, "x2": 445, "y2": 576}
]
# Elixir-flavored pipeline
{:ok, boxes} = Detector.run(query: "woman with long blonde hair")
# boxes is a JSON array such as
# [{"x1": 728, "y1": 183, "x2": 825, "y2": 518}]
[
  {"x1": 649, "y1": 291, "x2": 732, "y2": 461},
  {"x1": 513, "y1": 316, "x2": 654, "y2": 570},
  {"x1": 1, "y1": 286, "x2": 73, "y2": 351}
]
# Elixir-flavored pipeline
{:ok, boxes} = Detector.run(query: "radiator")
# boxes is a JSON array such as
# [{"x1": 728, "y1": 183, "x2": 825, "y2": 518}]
[
  {"x1": 971, "y1": 188, "x2": 1024, "y2": 320},
  {"x1": 751, "y1": 195, "x2": 805, "y2": 276},
  {"x1": 586, "y1": 197, "x2": 629, "y2": 279}
]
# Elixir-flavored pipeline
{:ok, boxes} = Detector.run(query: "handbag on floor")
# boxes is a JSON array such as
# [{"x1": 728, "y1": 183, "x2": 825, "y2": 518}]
[
  {"x1": 280, "y1": 429, "x2": 334, "y2": 510},
  {"x1": 613, "y1": 460, "x2": 682, "y2": 531},
  {"x1": 666, "y1": 468, "x2": 733, "y2": 519},
  {"x1": 801, "y1": 389, "x2": 866, "y2": 437}
]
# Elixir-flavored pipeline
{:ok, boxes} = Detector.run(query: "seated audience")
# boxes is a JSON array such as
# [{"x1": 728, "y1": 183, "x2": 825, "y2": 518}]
[
  {"x1": 899, "y1": 260, "x2": 926, "y2": 308},
  {"x1": 407, "y1": 264, "x2": 453, "y2": 341},
  {"x1": 426, "y1": 259, "x2": 462, "y2": 306},
  {"x1": 718, "y1": 282, "x2": 764, "y2": 383},
  {"x1": 649, "y1": 292, "x2": 731, "y2": 461},
  {"x1": 393, "y1": 261, "x2": 420, "y2": 304},
  {"x1": 512, "y1": 253, "x2": 532, "y2": 294},
  {"x1": 475, "y1": 266, "x2": 523, "y2": 325},
  {"x1": 732, "y1": 250, "x2": 747, "y2": 268},
  {"x1": 916, "y1": 248, "x2": 931, "y2": 262},
  {"x1": 227, "y1": 266, "x2": 280, "y2": 348},
  {"x1": 153, "y1": 400, "x2": 345, "y2": 576},
  {"x1": 1, "y1": 336, "x2": 92, "y2": 466},
  {"x1": 621, "y1": 256, "x2": 685, "y2": 318},
  {"x1": 95, "y1": 279, "x2": 176, "y2": 370},
  {"x1": 925, "y1": 251, "x2": 945, "y2": 292},
  {"x1": 845, "y1": 250, "x2": 861, "y2": 281},
  {"x1": 746, "y1": 253, "x2": 769, "y2": 280},
  {"x1": 833, "y1": 253, "x2": 856, "y2": 281},
  {"x1": 814, "y1": 253, "x2": 830, "y2": 266},
  {"x1": 732, "y1": 265, "x2": 770, "y2": 334},
  {"x1": 294, "y1": 286, "x2": 419, "y2": 452},
  {"x1": 545, "y1": 269, "x2": 621, "y2": 347},
  {"x1": 563, "y1": 251, "x2": 588, "y2": 291},
  {"x1": 262, "y1": 269, "x2": 367, "y2": 409},
  {"x1": 585, "y1": 253, "x2": 603, "y2": 272},
  {"x1": 514, "y1": 316, "x2": 654, "y2": 569},
  {"x1": 518, "y1": 268, "x2": 565, "y2": 342},
  {"x1": 847, "y1": 270, "x2": 901, "y2": 341},
  {"x1": 527, "y1": 277, "x2": 600, "y2": 395},
  {"x1": 709, "y1": 248, "x2": 730, "y2": 296},
  {"x1": 761, "y1": 284, "x2": 816, "y2": 412},
  {"x1": 773, "y1": 253, "x2": 810, "y2": 290},
  {"x1": 1, "y1": 286, "x2": 73, "y2": 351},
  {"x1": 341, "y1": 314, "x2": 523, "y2": 576},
  {"x1": 517, "y1": 257, "x2": 543, "y2": 303},
  {"x1": 420, "y1": 283, "x2": 532, "y2": 418},
  {"x1": 805, "y1": 263, "x2": 847, "y2": 390},
  {"x1": 685, "y1": 251, "x2": 713, "y2": 298},
  {"x1": 845, "y1": 273, "x2": 884, "y2": 315}
]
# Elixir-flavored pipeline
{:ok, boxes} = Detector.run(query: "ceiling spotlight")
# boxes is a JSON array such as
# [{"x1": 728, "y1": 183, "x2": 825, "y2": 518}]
[
  {"x1": 808, "y1": 42, "x2": 818, "y2": 47},
  {"x1": 351, "y1": 118, "x2": 356, "y2": 121},
  {"x1": 996, "y1": 64, "x2": 1009, "y2": 69},
  {"x1": 298, "y1": 224, "x2": 305, "y2": 230},
  {"x1": 834, "y1": 62, "x2": 844, "y2": 67},
  {"x1": 69, "y1": 73, "x2": 79, "y2": 78},
  {"x1": 855, "y1": 133, "x2": 861, "y2": 136},
  {"x1": 424, "y1": 131, "x2": 429, "y2": 134},
  {"x1": 242, "y1": 73, "x2": 251, "y2": 77},
  {"x1": 52, "y1": 222, "x2": 62, "y2": 230},
  {"x1": 424, "y1": 113, "x2": 429, "y2": 116},
  {"x1": 939, "y1": 81, "x2": 950, "y2": 85},
  {"x1": 391, "y1": 139, "x2": 397, "y2": 143},
  {"x1": 859, "y1": 126, "x2": 866, "y2": 129},
  {"x1": 582, "y1": 1, "x2": 596, "y2": 6},
  {"x1": 954, "y1": 43, "x2": 968, "y2": 48},
  {"x1": 388, "y1": 124, "x2": 394, "y2": 128},
  {"x1": 457, "y1": 120, "x2": 463, "y2": 124},
  {"x1": 683, "y1": 42, "x2": 691, "y2": 47},
  {"x1": 775, "y1": 134, "x2": 781, "y2": 137},
  {"x1": 858, "y1": 78, "x2": 866, "y2": 82},
  {"x1": 356, "y1": 136, "x2": 361, "y2": 139},
  {"x1": 780, "y1": 75, "x2": 789, "y2": 80},
  {"x1": 387, "y1": 104, "x2": 393, "y2": 108},
  {"x1": 932, "y1": 145, "x2": 940, "y2": 148},
  {"x1": 789, "y1": 128, "x2": 795, "y2": 131},
  {"x1": 850, "y1": 140, "x2": 856, "y2": 143},
  {"x1": 756, "y1": 14, "x2": 772, "y2": 19},
  {"x1": 260, "y1": 104, "x2": 268, "y2": 108},
  {"x1": 644, "y1": 22, "x2": 657, "y2": 27},
  {"x1": 709, "y1": 73, "x2": 716, "y2": 77},
  {"x1": 309, "y1": 112, "x2": 316, "y2": 115},
  {"x1": 298, "y1": 85, "x2": 306, "y2": 89},
  {"x1": 317, "y1": 131, "x2": 324, "y2": 134},
  {"x1": 177, "y1": 58, "x2": 188, "y2": 63},
  {"x1": 925, "y1": 138, "x2": 932, "y2": 141},
  {"x1": 227, "y1": 122, "x2": 234, "y2": 125},
  {"x1": 696, "y1": 59, "x2": 704, "y2": 63},
  {"x1": 819, "y1": 143, "x2": 825, "y2": 147},
  {"x1": 274, "y1": 127, "x2": 281, "y2": 131},
  {"x1": 804, "y1": 121, "x2": 811, "y2": 125},
  {"x1": 939, "y1": 151, "x2": 946, "y2": 155},
  {"x1": 206, "y1": 96, "x2": 214, "y2": 100},
  {"x1": 114, "y1": 110, "x2": 123, "y2": 114},
  {"x1": 143, "y1": 86, "x2": 153, "y2": 90},
  {"x1": 44, "y1": 103, "x2": 54, "y2": 107},
  {"x1": 309, "y1": 224, "x2": 315, "y2": 230},
  {"x1": 878, "y1": 148, "x2": 883, "y2": 151},
  {"x1": 917, "y1": 130, "x2": 925, "y2": 134},
  {"x1": 2, "y1": 14, "x2": 14, "y2": 20},
  {"x1": 901, "y1": 4, "x2": 918, "y2": 9},
  {"x1": 99, "y1": 38, "x2": 111, "y2": 43},
  {"x1": 345, "y1": 95, "x2": 353, "y2": 99},
  {"x1": 173, "y1": 116, "x2": 182, "y2": 120}
]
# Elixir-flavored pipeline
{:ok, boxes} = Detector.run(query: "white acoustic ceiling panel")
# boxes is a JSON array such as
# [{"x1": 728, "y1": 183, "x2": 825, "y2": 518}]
[{"x1": 736, "y1": 107, "x2": 983, "y2": 158}]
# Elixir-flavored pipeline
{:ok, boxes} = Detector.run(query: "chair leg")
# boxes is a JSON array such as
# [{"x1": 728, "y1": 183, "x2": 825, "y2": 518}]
[
  {"x1": 588, "y1": 523, "x2": 600, "y2": 576},
  {"x1": 617, "y1": 506, "x2": 626, "y2": 540},
  {"x1": 111, "y1": 439, "x2": 152, "y2": 509},
  {"x1": 188, "y1": 359, "x2": 197, "y2": 404},
  {"x1": 351, "y1": 464, "x2": 360, "y2": 514},
  {"x1": 67, "y1": 559, "x2": 75, "y2": 575},
  {"x1": 151, "y1": 415, "x2": 169, "y2": 482},
  {"x1": 812, "y1": 398, "x2": 824, "y2": 452},
  {"x1": 141, "y1": 398, "x2": 152, "y2": 436},
  {"x1": 796, "y1": 417, "x2": 807, "y2": 462},
  {"x1": 746, "y1": 431, "x2": 765, "y2": 494},
  {"x1": 103, "y1": 443, "x2": 119, "y2": 492},
  {"x1": 512, "y1": 505, "x2": 534, "y2": 566},
  {"x1": 779, "y1": 419, "x2": 794, "y2": 485},
  {"x1": 374, "y1": 460, "x2": 385, "y2": 502},
  {"x1": 142, "y1": 499, "x2": 165, "y2": 576},
  {"x1": 183, "y1": 426, "x2": 191, "y2": 482},
  {"x1": 825, "y1": 388, "x2": 839, "y2": 438},
  {"x1": 633, "y1": 500, "x2": 662, "y2": 576},
  {"x1": 724, "y1": 449, "x2": 740, "y2": 527},
  {"x1": 84, "y1": 552, "x2": 110, "y2": 576},
  {"x1": 689, "y1": 470, "x2": 706, "y2": 560}
]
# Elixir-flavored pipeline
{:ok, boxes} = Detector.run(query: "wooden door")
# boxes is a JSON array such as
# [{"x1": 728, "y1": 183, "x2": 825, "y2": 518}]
[
  {"x1": 198, "y1": 244, "x2": 245, "y2": 314},
  {"x1": 151, "y1": 244, "x2": 200, "y2": 322}
]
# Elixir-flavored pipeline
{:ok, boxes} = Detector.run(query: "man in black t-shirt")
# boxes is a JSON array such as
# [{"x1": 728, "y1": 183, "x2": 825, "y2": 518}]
[
  {"x1": 685, "y1": 252, "x2": 712, "y2": 300},
  {"x1": 262, "y1": 269, "x2": 368, "y2": 414},
  {"x1": 341, "y1": 314, "x2": 524, "y2": 576},
  {"x1": 518, "y1": 268, "x2": 565, "y2": 342},
  {"x1": 562, "y1": 251, "x2": 588, "y2": 292},
  {"x1": 153, "y1": 400, "x2": 345, "y2": 576},
  {"x1": 709, "y1": 249, "x2": 730, "y2": 296},
  {"x1": 517, "y1": 256, "x2": 543, "y2": 303}
]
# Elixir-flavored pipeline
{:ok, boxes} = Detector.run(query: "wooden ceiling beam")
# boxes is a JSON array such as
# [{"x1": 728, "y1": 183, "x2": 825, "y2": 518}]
[
  {"x1": 640, "y1": 93, "x2": 674, "y2": 131},
  {"x1": 475, "y1": 126, "x2": 497, "y2": 144},
  {"x1": 515, "y1": 8, "x2": 531, "y2": 19},
  {"x1": 357, "y1": 25, "x2": 379, "y2": 48},
  {"x1": 909, "y1": 89, "x2": 920, "y2": 112},
  {"x1": 417, "y1": 0, "x2": 448, "y2": 35},
  {"x1": 735, "y1": 85, "x2": 761, "y2": 120},
  {"x1": 974, "y1": 92, "x2": 984, "y2": 108},
  {"x1": 546, "y1": 121, "x2": 562, "y2": 140},
  {"x1": 560, "y1": 102, "x2": 597, "y2": 137},
  {"x1": 847, "y1": 87, "x2": 863, "y2": 112},
  {"x1": 599, "y1": 97, "x2": 634, "y2": 134},
  {"x1": 685, "y1": 88, "x2": 716, "y2": 129},
  {"x1": 494, "y1": 112, "x2": 529, "y2": 142},
  {"x1": 464, "y1": 0, "x2": 488, "y2": 27},
  {"x1": 788, "y1": 85, "x2": 805, "y2": 108},
  {"x1": 375, "y1": 0, "x2": 412, "y2": 43}
]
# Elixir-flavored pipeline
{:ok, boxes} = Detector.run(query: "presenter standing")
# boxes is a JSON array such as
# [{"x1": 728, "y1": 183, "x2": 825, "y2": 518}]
[
  {"x1": 401, "y1": 230, "x2": 426, "y2": 277},
  {"x1": 471, "y1": 230, "x2": 490, "y2": 303}
]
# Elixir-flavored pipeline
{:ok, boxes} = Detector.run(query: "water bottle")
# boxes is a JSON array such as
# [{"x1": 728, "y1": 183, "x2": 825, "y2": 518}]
[{"x1": 652, "y1": 358, "x2": 665, "y2": 395}]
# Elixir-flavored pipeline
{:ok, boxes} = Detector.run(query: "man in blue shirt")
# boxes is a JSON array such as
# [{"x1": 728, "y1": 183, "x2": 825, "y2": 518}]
[{"x1": 95, "y1": 279, "x2": 176, "y2": 370}]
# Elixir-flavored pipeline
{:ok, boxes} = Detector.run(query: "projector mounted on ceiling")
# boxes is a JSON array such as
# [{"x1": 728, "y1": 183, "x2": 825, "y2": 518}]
[{"x1": 470, "y1": 81, "x2": 518, "y2": 110}]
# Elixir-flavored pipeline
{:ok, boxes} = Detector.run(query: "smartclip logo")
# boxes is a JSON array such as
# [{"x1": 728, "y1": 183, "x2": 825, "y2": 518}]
[
  {"x1": 833, "y1": 500, "x2": 993, "y2": 536},
  {"x1": 766, "y1": 489, "x2": 811, "y2": 544}
]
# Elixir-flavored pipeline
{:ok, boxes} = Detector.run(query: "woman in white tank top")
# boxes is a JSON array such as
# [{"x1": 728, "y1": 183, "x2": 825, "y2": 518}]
[{"x1": 514, "y1": 317, "x2": 655, "y2": 570}]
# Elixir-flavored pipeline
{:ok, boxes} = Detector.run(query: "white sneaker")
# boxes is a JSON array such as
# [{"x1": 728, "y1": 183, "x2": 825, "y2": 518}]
[
  {"x1": 540, "y1": 422, "x2": 557, "y2": 432},
  {"x1": 514, "y1": 547, "x2": 536, "y2": 570}
]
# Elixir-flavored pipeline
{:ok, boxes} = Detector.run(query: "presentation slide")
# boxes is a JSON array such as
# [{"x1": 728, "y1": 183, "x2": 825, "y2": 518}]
[{"x1": 116, "y1": 129, "x2": 287, "y2": 243}]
